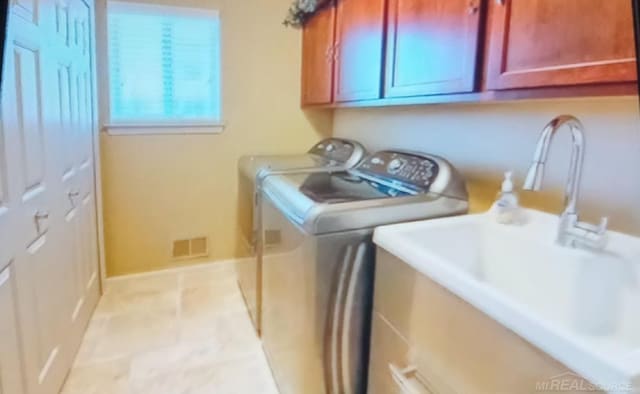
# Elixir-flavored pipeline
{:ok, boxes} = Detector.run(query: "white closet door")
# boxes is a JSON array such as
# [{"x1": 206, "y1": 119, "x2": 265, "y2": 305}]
[
  {"x1": 76, "y1": 0, "x2": 100, "y2": 306},
  {"x1": 56, "y1": 0, "x2": 100, "y2": 340},
  {"x1": 2, "y1": 2, "x2": 76, "y2": 393},
  {"x1": 1, "y1": 0, "x2": 100, "y2": 392}
]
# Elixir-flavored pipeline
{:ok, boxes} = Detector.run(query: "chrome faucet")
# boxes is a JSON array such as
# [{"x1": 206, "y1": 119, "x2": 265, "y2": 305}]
[{"x1": 523, "y1": 115, "x2": 608, "y2": 250}]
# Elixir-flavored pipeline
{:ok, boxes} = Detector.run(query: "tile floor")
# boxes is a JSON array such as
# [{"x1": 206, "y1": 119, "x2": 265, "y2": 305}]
[{"x1": 60, "y1": 262, "x2": 279, "y2": 394}]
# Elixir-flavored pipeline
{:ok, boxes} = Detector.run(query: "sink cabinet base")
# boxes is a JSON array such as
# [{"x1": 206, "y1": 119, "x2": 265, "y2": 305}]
[{"x1": 369, "y1": 248, "x2": 602, "y2": 394}]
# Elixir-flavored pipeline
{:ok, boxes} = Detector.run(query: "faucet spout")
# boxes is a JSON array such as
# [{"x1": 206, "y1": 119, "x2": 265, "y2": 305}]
[
  {"x1": 522, "y1": 115, "x2": 607, "y2": 250},
  {"x1": 523, "y1": 162, "x2": 545, "y2": 191},
  {"x1": 522, "y1": 115, "x2": 585, "y2": 217}
]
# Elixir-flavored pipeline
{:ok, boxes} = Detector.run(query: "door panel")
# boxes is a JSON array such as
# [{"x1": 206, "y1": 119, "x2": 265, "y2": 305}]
[
  {"x1": 486, "y1": 0, "x2": 636, "y2": 90},
  {"x1": 57, "y1": 63, "x2": 74, "y2": 180},
  {"x1": 64, "y1": 206, "x2": 85, "y2": 322},
  {"x1": 80, "y1": 13, "x2": 88, "y2": 56},
  {"x1": 14, "y1": 44, "x2": 46, "y2": 196},
  {"x1": 55, "y1": 1, "x2": 71, "y2": 47},
  {"x1": 12, "y1": 0, "x2": 37, "y2": 23},
  {"x1": 77, "y1": 70, "x2": 92, "y2": 167},
  {"x1": 58, "y1": 57, "x2": 87, "y2": 325},
  {"x1": 0, "y1": 11, "x2": 29, "y2": 394},
  {"x1": 385, "y1": 0, "x2": 481, "y2": 97},
  {"x1": 0, "y1": 265, "x2": 26, "y2": 394},
  {"x1": 301, "y1": 4, "x2": 335, "y2": 106},
  {"x1": 334, "y1": 0, "x2": 386, "y2": 102},
  {"x1": 81, "y1": 193, "x2": 99, "y2": 291},
  {"x1": 0, "y1": 118, "x2": 12, "y2": 269},
  {"x1": 25, "y1": 234, "x2": 62, "y2": 377},
  {"x1": 59, "y1": 0, "x2": 101, "y2": 356},
  {"x1": 0, "y1": 132, "x2": 6, "y2": 209},
  {"x1": 3, "y1": 23, "x2": 61, "y2": 380},
  {"x1": 72, "y1": 0, "x2": 99, "y2": 302}
]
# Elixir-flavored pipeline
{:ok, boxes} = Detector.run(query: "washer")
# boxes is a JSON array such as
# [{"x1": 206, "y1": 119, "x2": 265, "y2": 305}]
[
  {"x1": 259, "y1": 150, "x2": 468, "y2": 394},
  {"x1": 235, "y1": 138, "x2": 366, "y2": 334}
]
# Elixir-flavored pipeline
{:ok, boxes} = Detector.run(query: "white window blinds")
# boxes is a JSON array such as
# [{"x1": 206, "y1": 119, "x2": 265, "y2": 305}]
[{"x1": 107, "y1": 2, "x2": 221, "y2": 125}]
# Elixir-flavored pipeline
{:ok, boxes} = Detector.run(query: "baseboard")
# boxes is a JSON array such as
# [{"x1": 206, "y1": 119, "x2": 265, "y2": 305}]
[{"x1": 105, "y1": 258, "x2": 239, "y2": 282}]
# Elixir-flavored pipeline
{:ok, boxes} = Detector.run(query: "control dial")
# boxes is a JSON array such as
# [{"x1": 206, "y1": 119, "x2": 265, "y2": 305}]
[{"x1": 387, "y1": 158, "x2": 405, "y2": 174}]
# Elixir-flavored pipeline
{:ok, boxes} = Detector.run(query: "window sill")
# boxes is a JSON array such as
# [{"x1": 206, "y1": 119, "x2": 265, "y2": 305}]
[{"x1": 103, "y1": 123, "x2": 225, "y2": 136}]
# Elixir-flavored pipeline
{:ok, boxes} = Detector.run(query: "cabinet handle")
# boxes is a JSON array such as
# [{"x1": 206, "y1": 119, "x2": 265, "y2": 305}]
[
  {"x1": 389, "y1": 364, "x2": 432, "y2": 394},
  {"x1": 325, "y1": 45, "x2": 334, "y2": 63},
  {"x1": 34, "y1": 211, "x2": 50, "y2": 221},
  {"x1": 0, "y1": 266, "x2": 10, "y2": 287},
  {"x1": 68, "y1": 190, "x2": 80, "y2": 208},
  {"x1": 495, "y1": 0, "x2": 506, "y2": 5},
  {"x1": 34, "y1": 210, "x2": 50, "y2": 234}
]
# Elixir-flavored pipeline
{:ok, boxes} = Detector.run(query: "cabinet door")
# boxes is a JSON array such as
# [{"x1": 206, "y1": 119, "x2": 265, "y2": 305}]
[
  {"x1": 334, "y1": 0, "x2": 386, "y2": 102},
  {"x1": 385, "y1": 0, "x2": 481, "y2": 98},
  {"x1": 486, "y1": 0, "x2": 636, "y2": 90},
  {"x1": 0, "y1": 265, "x2": 25, "y2": 394},
  {"x1": 301, "y1": 4, "x2": 335, "y2": 106}
]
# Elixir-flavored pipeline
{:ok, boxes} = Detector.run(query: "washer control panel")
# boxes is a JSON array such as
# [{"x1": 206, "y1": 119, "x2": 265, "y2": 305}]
[
  {"x1": 357, "y1": 151, "x2": 440, "y2": 191},
  {"x1": 309, "y1": 139, "x2": 357, "y2": 164}
]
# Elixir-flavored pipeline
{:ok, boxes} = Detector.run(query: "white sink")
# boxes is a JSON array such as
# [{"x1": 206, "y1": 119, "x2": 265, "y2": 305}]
[{"x1": 374, "y1": 209, "x2": 640, "y2": 393}]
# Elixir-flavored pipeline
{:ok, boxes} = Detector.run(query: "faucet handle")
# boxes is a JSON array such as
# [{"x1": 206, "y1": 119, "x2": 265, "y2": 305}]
[
  {"x1": 574, "y1": 216, "x2": 608, "y2": 235},
  {"x1": 596, "y1": 217, "x2": 609, "y2": 235},
  {"x1": 560, "y1": 215, "x2": 609, "y2": 250}
]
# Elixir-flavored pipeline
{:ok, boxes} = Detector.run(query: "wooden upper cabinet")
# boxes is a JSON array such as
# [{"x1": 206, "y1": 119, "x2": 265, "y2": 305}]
[
  {"x1": 486, "y1": 0, "x2": 637, "y2": 90},
  {"x1": 301, "y1": 5, "x2": 336, "y2": 106},
  {"x1": 385, "y1": 0, "x2": 482, "y2": 98},
  {"x1": 334, "y1": 0, "x2": 387, "y2": 102}
]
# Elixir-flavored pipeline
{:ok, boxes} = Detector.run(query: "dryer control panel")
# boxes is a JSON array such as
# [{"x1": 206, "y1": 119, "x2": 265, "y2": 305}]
[{"x1": 356, "y1": 151, "x2": 441, "y2": 192}]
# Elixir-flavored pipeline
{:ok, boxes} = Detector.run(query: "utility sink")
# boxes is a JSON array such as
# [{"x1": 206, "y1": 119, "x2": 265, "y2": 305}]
[{"x1": 374, "y1": 209, "x2": 640, "y2": 393}]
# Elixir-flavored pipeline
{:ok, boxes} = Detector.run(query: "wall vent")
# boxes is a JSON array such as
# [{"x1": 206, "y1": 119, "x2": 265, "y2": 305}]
[{"x1": 172, "y1": 237, "x2": 209, "y2": 260}]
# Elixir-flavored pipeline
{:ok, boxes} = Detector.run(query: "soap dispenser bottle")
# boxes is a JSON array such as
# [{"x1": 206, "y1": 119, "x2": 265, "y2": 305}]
[{"x1": 492, "y1": 171, "x2": 520, "y2": 224}]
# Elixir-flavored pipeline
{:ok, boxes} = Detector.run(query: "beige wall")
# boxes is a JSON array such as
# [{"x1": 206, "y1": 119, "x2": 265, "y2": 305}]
[
  {"x1": 98, "y1": 0, "x2": 331, "y2": 276},
  {"x1": 98, "y1": 0, "x2": 640, "y2": 276},
  {"x1": 333, "y1": 97, "x2": 640, "y2": 235}
]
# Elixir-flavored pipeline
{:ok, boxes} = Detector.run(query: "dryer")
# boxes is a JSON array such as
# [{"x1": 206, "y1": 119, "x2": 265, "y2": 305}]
[
  {"x1": 235, "y1": 138, "x2": 366, "y2": 334},
  {"x1": 259, "y1": 150, "x2": 468, "y2": 394}
]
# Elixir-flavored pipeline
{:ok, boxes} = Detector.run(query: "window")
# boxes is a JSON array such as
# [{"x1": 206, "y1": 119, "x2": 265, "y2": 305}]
[{"x1": 107, "y1": 2, "x2": 221, "y2": 127}]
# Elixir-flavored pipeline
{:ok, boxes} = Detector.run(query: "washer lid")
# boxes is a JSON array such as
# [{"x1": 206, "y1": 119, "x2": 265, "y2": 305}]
[
  {"x1": 261, "y1": 150, "x2": 469, "y2": 234},
  {"x1": 238, "y1": 138, "x2": 366, "y2": 180},
  {"x1": 239, "y1": 154, "x2": 329, "y2": 180},
  {"x1": 262, "y1": 178, "x2": 468, "y2": 235}
]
